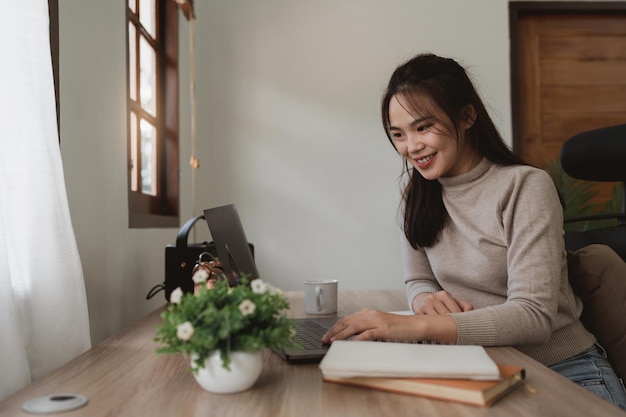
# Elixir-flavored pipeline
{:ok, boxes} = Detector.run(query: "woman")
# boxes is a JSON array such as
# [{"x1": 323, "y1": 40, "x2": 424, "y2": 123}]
[{"x1": 322, "y1": 53, "x2": 626, "y2": 408}]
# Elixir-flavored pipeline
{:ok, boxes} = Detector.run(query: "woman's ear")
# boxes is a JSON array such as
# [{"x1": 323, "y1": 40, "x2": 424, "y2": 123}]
[{"x1": 459, "y1": 104, "x2": 476, "y2": 129}]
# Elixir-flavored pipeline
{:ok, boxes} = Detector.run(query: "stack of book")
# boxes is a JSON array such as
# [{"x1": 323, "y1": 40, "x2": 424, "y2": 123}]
[{"x1": 319, "y1": 341, "x2": 525, "y2": 407}]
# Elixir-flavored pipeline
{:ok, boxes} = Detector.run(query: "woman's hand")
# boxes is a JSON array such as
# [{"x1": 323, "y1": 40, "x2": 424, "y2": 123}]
[
  {"x1": 321, "y1": 308, "x2": 460, "y2": 344},
  {"x1": 412, "y1": 291, "x2": 473, "y2": 314},
  {"x1": 322, "y1": 309, "x2": 420, "y2": 343}
]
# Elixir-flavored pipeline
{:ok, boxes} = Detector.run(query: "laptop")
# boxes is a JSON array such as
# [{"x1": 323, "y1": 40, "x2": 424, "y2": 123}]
[
  {"x1": 203, "y1": 204, "x2": 260, "y2": 285},
  {"x1": 203, "y1": 204, "x2": 339, "y2": 363}
]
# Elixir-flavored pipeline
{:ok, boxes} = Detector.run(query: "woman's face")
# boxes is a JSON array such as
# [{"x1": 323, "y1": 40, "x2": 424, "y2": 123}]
[{"x1": 388, "y1": 94, "x2": 479, "y2": 180}]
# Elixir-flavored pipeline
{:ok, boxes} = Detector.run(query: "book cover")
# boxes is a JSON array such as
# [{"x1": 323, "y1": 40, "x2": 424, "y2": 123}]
[
  {"x1": 319, "y1": 340, "x2": 501, "y2": 380},
  {"x1": 323, "y1": 365, "x2": 525, "y2": 407}
]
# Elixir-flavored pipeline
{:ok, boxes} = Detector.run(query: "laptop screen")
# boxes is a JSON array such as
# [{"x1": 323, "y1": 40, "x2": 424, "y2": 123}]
[{"x1": 203, "y1": 204, "x2": 260, "y2": 285}]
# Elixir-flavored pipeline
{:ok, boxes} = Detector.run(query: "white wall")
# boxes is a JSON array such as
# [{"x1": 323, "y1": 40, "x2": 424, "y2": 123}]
[
  {"x1": 191, "y1": 0, "x2": 512, "y2": 289},
  {"x1": 59, "y1": 0, "x2": 512, "y2": 344}
]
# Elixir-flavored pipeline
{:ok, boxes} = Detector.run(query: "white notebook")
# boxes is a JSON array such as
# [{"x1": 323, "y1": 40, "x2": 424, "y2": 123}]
[{"x1": 319, "y1": 341, "x2": 501, "y2": 380}]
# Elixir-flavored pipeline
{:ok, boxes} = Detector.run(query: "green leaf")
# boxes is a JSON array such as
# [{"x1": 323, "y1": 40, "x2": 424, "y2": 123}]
[{"x1": 543, "y1": 159, "x2": 622, "y2": 232}]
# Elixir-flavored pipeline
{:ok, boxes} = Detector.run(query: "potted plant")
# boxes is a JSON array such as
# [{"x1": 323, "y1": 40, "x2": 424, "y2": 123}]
[{"x1": 155, "y1": 272, "x2": 296, "y2": 394}]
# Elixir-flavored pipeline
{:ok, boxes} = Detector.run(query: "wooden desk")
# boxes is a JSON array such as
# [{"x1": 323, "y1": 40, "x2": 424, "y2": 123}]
[{"x1": 0, "y1": 290, "x2": 623, "y2": 417}]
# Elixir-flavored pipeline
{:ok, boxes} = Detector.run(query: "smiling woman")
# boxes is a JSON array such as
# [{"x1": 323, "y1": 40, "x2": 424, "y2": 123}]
[
  {"x1": 387, "y1": 96, "x2": 480, "y2": 180},
  {"x1": 381, "y1": 54, "x2": 524, "y2": 249},
  {"x1": 322, "y1": 53, "x2": 626, "y2": 410}
]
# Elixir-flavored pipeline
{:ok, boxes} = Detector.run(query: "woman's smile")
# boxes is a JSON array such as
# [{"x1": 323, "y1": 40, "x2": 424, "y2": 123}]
[{"x1": 414, "y1": 153, "x2": 436, "y2": 169}]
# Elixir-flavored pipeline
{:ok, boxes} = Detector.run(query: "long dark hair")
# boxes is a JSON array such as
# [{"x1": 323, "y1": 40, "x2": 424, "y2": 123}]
[{"x1": 381, "y1": 54, "x2": 525, "y2": 249}]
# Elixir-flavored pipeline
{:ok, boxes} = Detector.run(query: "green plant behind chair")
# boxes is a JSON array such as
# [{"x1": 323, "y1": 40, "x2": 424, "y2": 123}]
[{"x1": 543, "y1": 159, "x2": 622, "y2": 232}]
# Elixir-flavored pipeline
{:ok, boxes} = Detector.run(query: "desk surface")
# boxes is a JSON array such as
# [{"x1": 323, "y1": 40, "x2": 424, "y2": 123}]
[{"x1": 1, "y1": 289, "x2": 623, "y2": 417}]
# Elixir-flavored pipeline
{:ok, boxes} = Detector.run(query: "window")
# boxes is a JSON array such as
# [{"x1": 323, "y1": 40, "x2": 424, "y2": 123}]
[{"x1": 127, "y1": 0, "x2": 179, "y2": 227}]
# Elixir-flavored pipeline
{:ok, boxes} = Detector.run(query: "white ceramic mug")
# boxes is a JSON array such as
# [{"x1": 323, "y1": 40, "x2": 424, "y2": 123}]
[{"x1": 304, "y1": 279, "x2": 338, "y2": 315}]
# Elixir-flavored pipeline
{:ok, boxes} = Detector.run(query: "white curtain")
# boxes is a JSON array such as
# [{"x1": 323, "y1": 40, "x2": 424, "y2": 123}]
[{"x1": 0, "y1": 0, "x2": 91, "y2": 401}]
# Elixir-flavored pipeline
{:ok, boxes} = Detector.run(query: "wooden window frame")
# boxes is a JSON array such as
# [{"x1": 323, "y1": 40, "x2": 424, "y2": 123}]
[{"x1": 127, "y1": 0, "x2": 180, "y2": 228}]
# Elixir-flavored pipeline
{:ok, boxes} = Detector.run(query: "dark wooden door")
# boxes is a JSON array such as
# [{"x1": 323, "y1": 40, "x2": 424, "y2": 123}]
[{"x1": 510, "y1": 3, "x2": 626, "y2": 205}]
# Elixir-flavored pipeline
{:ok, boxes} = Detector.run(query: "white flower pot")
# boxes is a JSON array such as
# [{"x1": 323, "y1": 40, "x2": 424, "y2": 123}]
[{"x1": 191, "y1": 350, "x2": 263, "y2": 394}]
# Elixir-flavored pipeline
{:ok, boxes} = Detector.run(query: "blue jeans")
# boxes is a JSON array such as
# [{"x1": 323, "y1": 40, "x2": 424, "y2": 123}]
[{"x1": 549, "y1": 343, "x2": 626, "y2": 410}]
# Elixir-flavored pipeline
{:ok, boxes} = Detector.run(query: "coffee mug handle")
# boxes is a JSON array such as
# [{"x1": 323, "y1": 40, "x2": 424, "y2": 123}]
[{"x1": 315, "y1": 286, "x2": 322, "y2": 311}]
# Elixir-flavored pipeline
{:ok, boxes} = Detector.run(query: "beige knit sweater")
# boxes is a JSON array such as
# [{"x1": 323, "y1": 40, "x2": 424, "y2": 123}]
[{"x1": 402, "y1": 158, "x2": 595, "y2": 366}]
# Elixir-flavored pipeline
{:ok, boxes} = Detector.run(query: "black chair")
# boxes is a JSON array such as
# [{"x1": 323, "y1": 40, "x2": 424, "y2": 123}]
[
  {"x1": 560, "y1": 123, "x2": 626, "y2": 261},
  {"x1": 561, "y1": 125, "x2": 626, "y2": 381}
]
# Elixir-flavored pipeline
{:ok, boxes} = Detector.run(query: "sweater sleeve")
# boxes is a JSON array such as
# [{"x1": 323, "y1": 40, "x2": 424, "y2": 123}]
[
  {"x1": 401, "y1": 232, "x2": 442, "y2": 311},
  {"x1": 450, "y1": 169, "x2": 566, "y2": 346}
]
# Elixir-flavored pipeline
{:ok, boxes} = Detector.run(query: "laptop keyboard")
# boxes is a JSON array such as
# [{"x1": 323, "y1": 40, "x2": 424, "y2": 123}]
[{"x1": 294, "y1": 320, "x2": 329, "y2": 350}]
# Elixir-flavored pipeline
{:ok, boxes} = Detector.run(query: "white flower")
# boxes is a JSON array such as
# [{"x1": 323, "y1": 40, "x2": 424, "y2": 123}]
[
  {"x1": 266, "y1": 283, "x2": 283, "y2": 295},
  {"x1": 251, "y1": 279, "x2": 268, "y2": 294},
  {"x1": 238, "y1": 299, "x2": 256, "y2": 316},
  {"x1": 170, "y1": 287, "x2": 183, "y2": 304},
  {"x1": 192, "y1": 269, "x2": 209, "y2": 284},
  {"x1": 176, "y1": 321, "x2": 194, "y2": 341}
]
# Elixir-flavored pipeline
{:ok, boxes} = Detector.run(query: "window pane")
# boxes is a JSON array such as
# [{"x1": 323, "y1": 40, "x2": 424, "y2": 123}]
[
  {"x1": 128, "y1": 0, "x2": 137, "y2": 14},
  {"x1": 139, "y1": 36, "x2": 156, "y2": 116},
  {"x1": 139, "y1": 0, "x2": 156, "y2": 39},
  {"x1": 140, "y1": 118, "x2": 157, "y2": 196},
  {"x1": 130, "y1": 112, "x2": 138, "y2": 191},
  {"x1": 128, "y1": 23, "x2": 137, "y2": 101}
]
